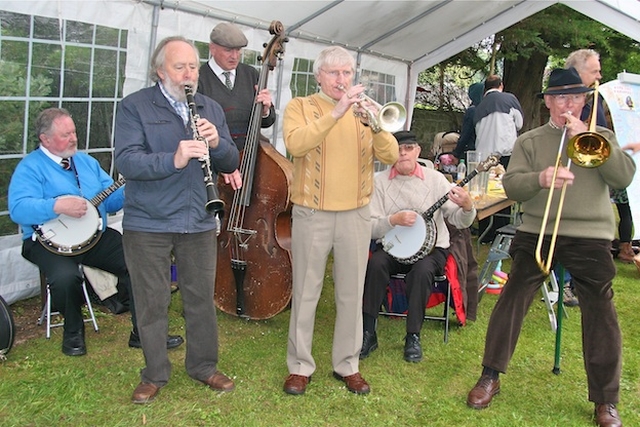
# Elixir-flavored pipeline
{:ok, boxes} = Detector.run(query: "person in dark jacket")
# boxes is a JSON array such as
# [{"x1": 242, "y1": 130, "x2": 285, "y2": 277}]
[
  {"x1": 453, "y1": 82, "x2": 484, "y2": 160},
  {"x1": 115, "y1": 36, "x2": 239, "y2": 404}
]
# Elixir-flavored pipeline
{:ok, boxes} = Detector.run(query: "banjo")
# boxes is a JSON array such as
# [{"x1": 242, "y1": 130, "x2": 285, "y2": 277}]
[
  {"x1": 0, "y1": 295, "x2": 15, "y2": 361},
  {"x1": 34, "y1": 177, "x2": 125, "y2": 256},
  {"x1": 379, "y1": 154, "x2": 500, "y2": 264}
]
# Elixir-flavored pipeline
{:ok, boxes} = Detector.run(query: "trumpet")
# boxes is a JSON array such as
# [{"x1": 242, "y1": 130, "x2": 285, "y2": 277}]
[
  {"x1": 338, "y1": 84, "x2": 406, "y2": 133},
  {"x1": 184, "y1": 85, "x2": 225, "y2": 217},
  {"x1": 534, "y1": 81, "x2": 610, "y2": 275}
]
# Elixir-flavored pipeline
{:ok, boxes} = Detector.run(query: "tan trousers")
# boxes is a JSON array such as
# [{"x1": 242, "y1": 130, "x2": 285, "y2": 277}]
[{"x1": 287, "y1": 204, "x2": 371, "y2": 377}]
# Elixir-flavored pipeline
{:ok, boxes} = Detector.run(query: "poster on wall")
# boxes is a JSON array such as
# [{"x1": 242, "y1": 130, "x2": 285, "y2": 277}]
[{"x1": 600, "y1": 73, "x2": 640, "y2": 240}]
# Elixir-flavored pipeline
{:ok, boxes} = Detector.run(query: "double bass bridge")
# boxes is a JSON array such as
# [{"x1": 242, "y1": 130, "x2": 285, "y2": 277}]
[{"x1": 229, "y1": 226, "x2": 257, "y2": 250}]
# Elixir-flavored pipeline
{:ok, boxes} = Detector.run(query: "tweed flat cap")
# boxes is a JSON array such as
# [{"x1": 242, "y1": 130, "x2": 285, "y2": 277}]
[{"x1": 209, "y1": 22, "x2": 248, "y2": 48}]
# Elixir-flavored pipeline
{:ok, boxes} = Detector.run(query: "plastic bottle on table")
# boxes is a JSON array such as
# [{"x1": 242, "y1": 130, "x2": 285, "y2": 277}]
[{"x1": 457, "y1": 159, "x2": 467, "y2": 182}]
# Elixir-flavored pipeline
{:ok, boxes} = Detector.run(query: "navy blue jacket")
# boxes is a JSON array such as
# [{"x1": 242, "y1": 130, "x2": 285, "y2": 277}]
[{"x1": 114, "y1": 84, "x2": 239, "y2": 234}]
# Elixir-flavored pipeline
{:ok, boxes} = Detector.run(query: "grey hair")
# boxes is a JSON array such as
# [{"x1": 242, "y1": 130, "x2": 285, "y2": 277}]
[
  {"x1": 564, "y1": 49, "x2": 600, "y2": 73},
  {"x1": 35, "y1": 108, "x2": 71, "y2": 138},
  {"x1": 313, "y1": 46, "x2": 356, "y2": 78},
  {"x1": 149, "y1": 36, "x2": 200, "y2": 82}
]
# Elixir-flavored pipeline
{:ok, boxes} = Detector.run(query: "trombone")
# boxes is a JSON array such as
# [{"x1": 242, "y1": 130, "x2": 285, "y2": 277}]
[
  {"x1": 338, "y1": 84, "x2": 406, "y2": 133},
  {"x1": 535, "y1": 81, "x2": 611, "y2": 275}
]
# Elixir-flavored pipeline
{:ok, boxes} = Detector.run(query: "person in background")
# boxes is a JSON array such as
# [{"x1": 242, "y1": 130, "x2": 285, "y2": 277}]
[
  {"x1": 453, "y1": 82, "x2": 484, "y2": 161},
  {"x1": 566, "y1": 48, "x2": 635, "y2": 264},
  {"x1": 282, "y1": 46, "x2": 398, "y2": 396},
  {"x1": 198, "y1": 21, "x2": 276, "y2": 190},
  {"x1": 8, "y1": 108, "x2": 183, "y2": 356},
  {"x1": 474, "y1": 75, "x2": 524, "y2": 243},
  {"x1": 360, "y1": 130, "x2": 475, "y2": 363},
  {"x1": 466, "y1": 67, "x2": 633, "y2": 427},
  {"x1": 115, "y1": 36, "x2": 239, "y2": 404}
]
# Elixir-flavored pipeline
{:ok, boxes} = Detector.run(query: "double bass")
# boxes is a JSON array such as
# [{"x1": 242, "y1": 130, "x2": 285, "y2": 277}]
[{"x1": 214, "y1": 21, "x2": 293, "y2": 320}]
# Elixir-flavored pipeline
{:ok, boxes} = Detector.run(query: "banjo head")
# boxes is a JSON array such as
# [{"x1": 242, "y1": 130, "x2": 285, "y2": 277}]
[
  {"x1": 381, "y1": 212, "x2": 428, "y2": 259},
  {"x1": 36, "y1": 202, "x2": 102, "y2": 255}
]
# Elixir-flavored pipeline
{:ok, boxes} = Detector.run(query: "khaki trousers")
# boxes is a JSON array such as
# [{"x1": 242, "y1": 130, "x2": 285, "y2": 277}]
[{"x1": 287, "y1": 204, "x2": 371, "y2": 377}]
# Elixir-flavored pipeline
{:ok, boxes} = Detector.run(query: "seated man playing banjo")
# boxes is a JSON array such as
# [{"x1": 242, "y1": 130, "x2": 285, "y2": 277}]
[
  {"x1": 8, "y1": 108, "x2": 183, "y2": 356},
  {"x1": 360, "y1": 130, "x2": 477, "y2": 362}
]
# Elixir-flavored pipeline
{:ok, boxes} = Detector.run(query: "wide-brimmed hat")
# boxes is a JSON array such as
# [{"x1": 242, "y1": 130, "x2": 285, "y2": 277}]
[
  {"x1": 393, "y1": 130, "x2": 419, "y2": 145},
  {"x1": 209, "y1": 22, "x2": 248, "y2": 49},
  {"x1": 538, "y1": 67, "x2": 593, "y2": 98}
]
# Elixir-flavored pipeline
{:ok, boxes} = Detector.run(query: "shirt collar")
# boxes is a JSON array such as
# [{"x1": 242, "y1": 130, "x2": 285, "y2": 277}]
[
  {"x1": 39, "y1": 145, "x2": 65, "y2": 164},
  {"x1": 389, "y1": 162, "x2": 425, "y2": 180},
  {"x1": 208, "y1": 58, "x2": 235, "y2": 79}
]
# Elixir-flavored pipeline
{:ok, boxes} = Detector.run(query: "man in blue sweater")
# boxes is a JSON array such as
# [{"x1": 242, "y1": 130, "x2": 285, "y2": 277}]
[{"x1": 8, "y1": 108, "x2": 183, "y2": 356}]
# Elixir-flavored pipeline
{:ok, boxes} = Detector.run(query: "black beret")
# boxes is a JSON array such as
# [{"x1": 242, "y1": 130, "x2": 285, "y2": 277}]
[{"x1": 393, "y1": 130, "x2": 418, "y2": 145}]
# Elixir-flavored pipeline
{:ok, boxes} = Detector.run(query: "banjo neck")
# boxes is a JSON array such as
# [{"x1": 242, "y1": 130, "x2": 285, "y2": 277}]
[
  {"x1": 421, "y1": 153, "x2": 500, "y2": 220},
  {"x1": 89, "y1": 177, "x2": 125, "y2": 207},
  {"x1": 422, "y1": 168, "x2": 480, "y2": 220}
]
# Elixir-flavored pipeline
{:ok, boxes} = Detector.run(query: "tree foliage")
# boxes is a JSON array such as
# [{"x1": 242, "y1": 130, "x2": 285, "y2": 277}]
[{"x1": 418, "y1": 3, "x2": 640, "y2": 132}]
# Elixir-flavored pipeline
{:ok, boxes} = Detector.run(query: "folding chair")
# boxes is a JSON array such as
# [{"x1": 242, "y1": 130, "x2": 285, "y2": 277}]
[
  {"x1": 379, "y1": 272, "x2": 452, "y2": 343},
  {"x1": 37, "y1": 266, "x2": 99, "y2": 339}
]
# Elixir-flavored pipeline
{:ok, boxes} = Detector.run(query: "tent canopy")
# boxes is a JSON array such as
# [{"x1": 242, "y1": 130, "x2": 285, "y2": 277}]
[{"x1": 141, "y1": 0, "x2": 640, "y2": 109}]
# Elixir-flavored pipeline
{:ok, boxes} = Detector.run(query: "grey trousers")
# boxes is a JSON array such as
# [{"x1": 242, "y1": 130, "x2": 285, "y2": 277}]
[
  {"x1": 123, "y1": 229, "x2": 220, "y2": 387},
  {"x1": 482, "y1": 231, "x2": 621, "y2": 404}
]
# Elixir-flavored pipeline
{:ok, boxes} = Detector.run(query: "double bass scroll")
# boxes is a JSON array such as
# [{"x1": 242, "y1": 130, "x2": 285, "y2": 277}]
[{"x1": 214, "y1": 21, "x2": 293, "y2": 320}]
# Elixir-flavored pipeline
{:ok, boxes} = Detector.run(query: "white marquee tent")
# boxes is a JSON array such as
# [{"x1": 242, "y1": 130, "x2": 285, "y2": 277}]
[{"x1": 1, "y1": 0, "x2": 639, "y2": 304}]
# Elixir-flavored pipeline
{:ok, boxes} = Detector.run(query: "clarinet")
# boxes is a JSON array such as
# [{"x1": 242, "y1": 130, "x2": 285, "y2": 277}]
[{"x1": 184, "y1": 85, "x2": 225, "y2": 216}]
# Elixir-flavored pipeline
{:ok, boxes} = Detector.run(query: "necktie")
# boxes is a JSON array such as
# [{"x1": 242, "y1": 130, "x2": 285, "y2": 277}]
[
  {"x1": 60, "y1": 158, "x2": 71, "y2": 170},
  {"x1": 223, "y1": 71, "x2": 233, "y2": 90}
]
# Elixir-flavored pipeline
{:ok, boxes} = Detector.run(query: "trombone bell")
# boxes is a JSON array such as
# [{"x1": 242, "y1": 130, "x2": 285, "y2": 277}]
[{"x1": 566, "y1": 132, "x2": 610, "y2": 168}]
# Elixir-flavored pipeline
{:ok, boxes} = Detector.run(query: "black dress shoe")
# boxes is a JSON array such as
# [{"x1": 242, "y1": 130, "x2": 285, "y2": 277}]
[
  {"x1": 62, "y1": 330, "x2": 86, "y2": 356},
  {"x1": 359, "y1": 330, "x2": 378, "y2": 359},
  {"x1": 128, "y1": 330, "x2": 184, "y2": 349},
  {"x1": 403, "y1": 333, "x2": 422, "y2": 362}
]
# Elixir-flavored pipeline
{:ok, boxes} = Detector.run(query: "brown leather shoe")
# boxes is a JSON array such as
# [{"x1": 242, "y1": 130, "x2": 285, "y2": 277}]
[
  {"x1": 467, "y1": 375, "x2": 500, "y2": 409},
  {"x1": 283, "y1": 374, "x2": 311, "y2": 395},
  {"x1": 132, "y1": 382, "x2": 161, "y2": 404},
  {"x1": 594, "y1": 403, "x2": 622, "y2": 427},
  {"x1": 333, "y1": 371, "x2": 370, "y2": 394},
  {"x1": 201, "y1": 371, "x2": 235, "y2": 392}
]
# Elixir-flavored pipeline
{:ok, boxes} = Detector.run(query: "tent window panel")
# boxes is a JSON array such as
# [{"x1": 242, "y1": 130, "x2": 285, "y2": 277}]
[
  {"x1": 0, "y1": 40, "x2": 28, "y2": 86},
  {"x1": 63, "y1": 45, "x2": 91, "y2": 98},
  {"x1": 195, "y1": 41, "x2": 209, "y2": 63},
  {"x1": 360, "y1": 70, "x2": 396, "y2": 105},
  {"x1": 0, "y1": 10, "x2": 30, "y2": 38},
  {"x1": 95, "y1": 25, "x2": 123, "y2": 48},
  {"x1": 89, "y1": 102, "x2": 116, "y2": 150},
  {"x1": 31, "y1": 43, "x2": 61, "y2": 97},
  {"x1": 290, "y1": 57, "x2": 316, "y2": 97},
  {"x1": 93, "y1": 49, "x2": 118, "y2": 98},
  {"x1": 61, "y1": 101, "x2": 89, "y2": 149},
  {"x1": 66, "y1": 21, "x2": 94, "y2": 44},
  {"x1": 0, "y1": 101, "x2": 26, "y2": 155},
  {"x1": 33, "y1": 15, "x2": 60, "y2": 41}
]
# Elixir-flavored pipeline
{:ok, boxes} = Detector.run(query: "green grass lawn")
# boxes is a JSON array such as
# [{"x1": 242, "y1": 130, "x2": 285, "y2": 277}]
[{"x1": 1, "y1": 247, "x2": 639, "y2": 426}]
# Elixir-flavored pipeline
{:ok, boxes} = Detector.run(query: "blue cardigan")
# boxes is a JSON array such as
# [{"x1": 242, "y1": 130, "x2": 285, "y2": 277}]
[{"x1": 9, "y1": 149, "x2": 124, "y2": 240}]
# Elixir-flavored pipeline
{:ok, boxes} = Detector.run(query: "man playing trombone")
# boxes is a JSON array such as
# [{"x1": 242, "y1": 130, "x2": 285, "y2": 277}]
[{"x1": 466, "y1": 67, "x2": 634, "y2": 427}]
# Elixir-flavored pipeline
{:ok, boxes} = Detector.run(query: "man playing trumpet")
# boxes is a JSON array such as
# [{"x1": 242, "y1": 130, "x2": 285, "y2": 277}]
[{"x1": 466, "y1": 67, "x2": 634, "y2": 427}]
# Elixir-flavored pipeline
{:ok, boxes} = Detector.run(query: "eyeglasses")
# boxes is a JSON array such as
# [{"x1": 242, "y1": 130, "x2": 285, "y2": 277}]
[
  {"x1": 552, "y1": 94, "x2": 586, "y2": 105},
  {"x1": 399, "y1": 144, "x2": 418, "y2": 153},
  {"x1": 320, "y1": 69, "x2": 354, "y2": 79}
]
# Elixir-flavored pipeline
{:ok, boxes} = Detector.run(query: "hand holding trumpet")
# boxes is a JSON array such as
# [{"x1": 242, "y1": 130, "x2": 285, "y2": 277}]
[{"x1": 331, "y1": 84, "x2": 367, "y2": 120}]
